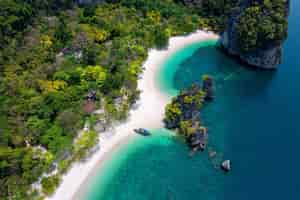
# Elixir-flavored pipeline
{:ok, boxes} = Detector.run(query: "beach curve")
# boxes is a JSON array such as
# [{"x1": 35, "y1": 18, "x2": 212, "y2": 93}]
[{"x1": 46, "y1": 30, "x2": 219, "y2": 200}]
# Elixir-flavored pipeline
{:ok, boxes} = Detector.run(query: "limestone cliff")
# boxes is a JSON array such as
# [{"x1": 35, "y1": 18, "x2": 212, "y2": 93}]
[{"x1": 221, "y1": 0, "x2": 290, "y2": 69}]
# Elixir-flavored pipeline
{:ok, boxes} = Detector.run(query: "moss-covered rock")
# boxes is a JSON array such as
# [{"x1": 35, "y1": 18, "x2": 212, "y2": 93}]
[{"x1": 164, "y1": 76, "x2": 214, "y2": 150}]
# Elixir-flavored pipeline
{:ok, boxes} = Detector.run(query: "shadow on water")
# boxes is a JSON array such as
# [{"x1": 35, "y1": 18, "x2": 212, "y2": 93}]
[
  {"x1": 173, "y1": 44, "x2": 277, "y2": 99},
  {"x1": 172, "y1": 37, "x2": 300, "y2": 200},
  {"x1": 222, "y1": 1, "x2": 300, "y2": 199}
]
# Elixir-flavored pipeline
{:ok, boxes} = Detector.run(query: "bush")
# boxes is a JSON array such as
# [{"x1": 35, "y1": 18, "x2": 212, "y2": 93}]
[
  {"x1": 74, "y1": 130, "x2": 98, "y2": 160},
  {"x1": 41, "y1": 175, "x2": 61, "y2": 196}
]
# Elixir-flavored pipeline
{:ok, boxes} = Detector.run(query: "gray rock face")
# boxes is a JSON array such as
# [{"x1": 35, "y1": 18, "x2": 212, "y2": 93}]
[
  {"x1": 221, "y1": 0, "x2": 290, "y2": 69},
  {"x1": 221, "y1": 160, "x2": 231, "y2": 172},
  {"x1": 221, "y1": 21, "x2": 282, "y2": 69}
]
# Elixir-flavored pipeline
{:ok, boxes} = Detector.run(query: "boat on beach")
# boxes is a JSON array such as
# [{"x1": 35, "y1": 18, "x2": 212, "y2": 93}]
[{"x1": 134, "y1": 128, "x2": 151, "y2": 136}]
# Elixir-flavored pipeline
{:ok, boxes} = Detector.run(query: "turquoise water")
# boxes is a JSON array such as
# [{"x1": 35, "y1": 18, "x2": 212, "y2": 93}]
[
  {"x1": 83, "y1": 1, "x2": 300, "y2": 199},
  {"x1": 158, "y1": 39, "x2": 219, "y2": 97},
  {"x1": 85, "y1": 129, "x2": 225, "y2": 200}
]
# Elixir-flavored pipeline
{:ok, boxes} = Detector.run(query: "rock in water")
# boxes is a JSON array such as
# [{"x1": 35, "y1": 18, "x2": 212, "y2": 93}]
[
  {"x1": 208, "y1": 150, "x2": 217, "y2": 158},
  {"x1": 163, "y1": 83, "x2": 211, "y2": 151},
  {"x1": 221, "y1": 160, "x2": 231, "y2": 172},
  {"x1": 202, "y1": 75, "x2": 214, "y2": 100},
  {"x1": 221, "y1": 0, "x2": 290, "y2": 69}
]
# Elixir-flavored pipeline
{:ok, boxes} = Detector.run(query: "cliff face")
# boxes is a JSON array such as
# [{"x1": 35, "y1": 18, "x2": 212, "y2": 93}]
[
  {"x1": 163, "y1": 76, "x2": 215, "y2": 150},
  {"x1": 221, "y1": 0, "x2": 290, "y2": 69}
]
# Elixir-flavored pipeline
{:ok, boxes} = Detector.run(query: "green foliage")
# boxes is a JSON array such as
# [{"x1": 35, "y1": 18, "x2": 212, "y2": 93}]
[
  {"x1": 154, "y1": 26, "x2": 170, "y2": 49},
  {"x1": 0, "y1": 0, "x2": 229, "y2": 199},
  {"x1": 80, "y1": 23, "x2": 110, "y2": 43},
  {"x1": 0, "y1": 147, "x2": 53, "y2": 199},
  {"x1": 74, "y1": 130, "x2": 98, "y2": 160},
  {"x1": 236, "y1": 0, "x2": 288, "y2": 52},
  {"x1": 164, "y1": 84, "x2": 206, "y2": 130},
  {"x1": 199, "y1": 0, "x2": 237, "y2": 15},
  {"x1": 26, "y1": 117, "x2": 50, "y2": 143},
  {"x1": 22, "y1": 149, "x2": 54, "y2": 183},
  {"x1": 54, "y1": 14, "x2": 73, "y2": 48},
  {"x1": 77, "y1": 65, "x2": 107, "y2": 89},
  {"x1": 0, "y1": 0, "x2": 33, "y2": 47},
  {"x1": 41, "y1": 175, "x2": 61, "y2": 196},
  {"x1": 179, "y1": 120, "x2": 195, "y2": 136},
  {"x1": 41, "y1": 124, "x2": 72, "y2": 156},
  {"x1": 58, "y1": 158, "x2": 72, "y2": 174},
  {"x1": 202, "y1": 74, "x2": 212, "y2": 81},
  {"x1": 165, "y1": 102, "x2": 182, "y2": 122},
  {"x1": 82, "y1": 44, "x2": 99, "y2": 65},
  {"x1": 56, "y1": 109, "x2": 82, "y2": 136}
]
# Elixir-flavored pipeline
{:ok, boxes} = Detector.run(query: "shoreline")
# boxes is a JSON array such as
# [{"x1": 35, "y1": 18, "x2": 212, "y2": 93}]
[{"x1": 46, "y1": 30, "x2": 219, "y2": 200}]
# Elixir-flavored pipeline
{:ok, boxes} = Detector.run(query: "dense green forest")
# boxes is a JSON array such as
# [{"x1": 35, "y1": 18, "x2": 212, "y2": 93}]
[
  {"x1": 0, "y1": 0, "x2": 288, "y2": 199},
  {"x1": 236, "y1": 0, "x2": 288, "y2": 52}
]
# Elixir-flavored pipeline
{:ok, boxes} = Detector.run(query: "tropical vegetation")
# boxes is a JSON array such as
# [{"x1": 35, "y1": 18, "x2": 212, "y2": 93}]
[
  {"x1": 236, "y1": 0, "x2": 288, "y2": 52},
  {"x1": 0, "y1": 0, "x2": 288, "y2": 199},
  {"x1": 0, "y1": 1, "x2": 229, "y2": 199}
]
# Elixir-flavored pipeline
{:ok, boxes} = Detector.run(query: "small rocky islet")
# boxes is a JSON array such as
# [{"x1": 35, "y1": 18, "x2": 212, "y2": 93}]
[
  {"x1": 163, "y1": 75, "x2": 213, "y2": 151},
  {"x1": 163, "y1": 75, "x2": 231, "y2": 172}
]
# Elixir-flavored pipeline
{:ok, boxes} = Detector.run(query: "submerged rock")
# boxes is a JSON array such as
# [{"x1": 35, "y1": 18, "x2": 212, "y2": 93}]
[
  {"x1": 208, "y1": 150, "x2": 217, "y2": 158},
  {"x1": 221, "y1": 160, "x2": 231, "y2": 172}
]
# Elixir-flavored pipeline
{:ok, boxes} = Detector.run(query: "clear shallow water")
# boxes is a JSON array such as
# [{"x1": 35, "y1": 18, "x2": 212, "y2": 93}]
[
  {"x1": 85, "y1": 129, "x2": 225, "y2": 200},
  {"x1": 83, "y1": 1, "x2": 300, "y2": 199}
]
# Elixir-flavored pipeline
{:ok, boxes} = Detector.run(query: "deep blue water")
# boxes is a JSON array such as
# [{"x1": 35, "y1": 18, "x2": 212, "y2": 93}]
[{"x1": 83, "y1": 1, "x2": 300, "y2": 199}]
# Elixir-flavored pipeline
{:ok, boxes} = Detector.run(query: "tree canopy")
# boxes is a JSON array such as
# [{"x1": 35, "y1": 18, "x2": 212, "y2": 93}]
[
  {"x1": 0, "y1": 0, "x2": 285, "y2": 199},
  {"x1": 236, "y1": 0, "x2": 288, "y2": 52},
  {"x1": 0, "y1": 1, "x2": 222, "y2": 198}
]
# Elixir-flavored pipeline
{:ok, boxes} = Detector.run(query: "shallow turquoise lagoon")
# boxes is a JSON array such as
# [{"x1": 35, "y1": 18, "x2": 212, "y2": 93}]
[
  {"x1": 83, "y1": 1, "x2": 300, "y2": 199},
  {"x1": 85, "y1": 129, "x2": 225, "y2": 200}
]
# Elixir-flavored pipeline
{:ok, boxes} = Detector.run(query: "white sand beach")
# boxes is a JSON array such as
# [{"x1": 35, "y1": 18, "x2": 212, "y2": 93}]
[{"x1": 46, "y1": 30, "x2": 219, "y2": 200}]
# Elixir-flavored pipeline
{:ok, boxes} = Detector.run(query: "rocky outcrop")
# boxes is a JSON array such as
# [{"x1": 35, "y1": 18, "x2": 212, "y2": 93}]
[
  {"x1": 221, "y1": 160, "x2": 231, "y2": 172},
  {"x1": 221, "y1": 0, "x2": 290, "y2": 69},
  {"x1": 164, "y1": 77, "x2": 215, "y2": 150},
  {"x1": 202, "y1": 75, "x2": 214, "y2": 101},
  {"x1": 164, "y1": 85, "x2": 202, "y2": 129}
]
